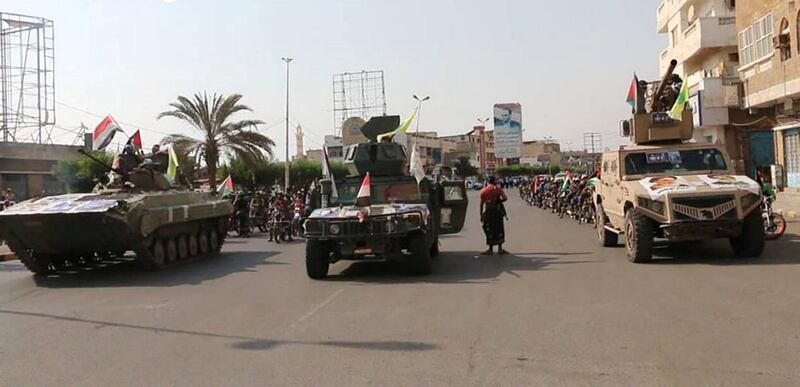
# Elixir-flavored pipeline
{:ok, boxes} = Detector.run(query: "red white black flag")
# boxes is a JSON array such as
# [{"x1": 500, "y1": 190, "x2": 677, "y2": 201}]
[
  {"x1": 355, "y1": 172, "x2": 371, "y2": 207},
  {"x1": 93, "y1": 115, "x2": 124, "y2": 150}
]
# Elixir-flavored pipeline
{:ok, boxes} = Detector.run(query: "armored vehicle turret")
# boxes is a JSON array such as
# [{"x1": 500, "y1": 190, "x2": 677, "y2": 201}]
[
  {"x1": 0, "y1": 149, "x2": 232, "y2": 274},
  {"x1": 342, "y1": 115, "x2": 408, "y2": 177}
]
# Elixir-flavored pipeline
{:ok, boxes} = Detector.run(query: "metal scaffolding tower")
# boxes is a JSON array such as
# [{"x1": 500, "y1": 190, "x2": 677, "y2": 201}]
[
  {"x1": 332, "y1": 70, "x2": 386, "y2": 136},
  {"x1": 0, "y1": 12, "x2": 55, "y2": 143}
]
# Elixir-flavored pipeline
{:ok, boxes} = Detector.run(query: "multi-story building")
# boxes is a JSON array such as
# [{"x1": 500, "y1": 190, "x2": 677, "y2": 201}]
[
  {"x1": 657, "y1": 0, "x2": 761, "y2": 173},
  {"x1": 323, "y1": 135, "x2": 344, "y2": 163},
  {"x1": 521, "y1": 141, "x2": 561, "y2": 167},
  {"x1": 736, "y1": 0, "x2": 800, "y2": 188}
]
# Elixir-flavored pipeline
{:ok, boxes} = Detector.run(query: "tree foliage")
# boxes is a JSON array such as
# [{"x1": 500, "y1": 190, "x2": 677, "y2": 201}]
[
  {"x1": 218, "y1": 158, "x2": 347, "y2": 191},
  {"x1": 157, "y1": 92, "x2": 274, "y2": 190},
  {"x1": 52, "y1": 151, "x2": 114, "y2": 193},
  {"x1": 453, "y1": 157, "x2": 479, "y2": 180}
]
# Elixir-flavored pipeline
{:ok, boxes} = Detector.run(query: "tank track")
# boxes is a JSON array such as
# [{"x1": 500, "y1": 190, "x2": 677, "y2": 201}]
[{"x1": 133, "y1": 216, "x2": 228, "y2": 270}]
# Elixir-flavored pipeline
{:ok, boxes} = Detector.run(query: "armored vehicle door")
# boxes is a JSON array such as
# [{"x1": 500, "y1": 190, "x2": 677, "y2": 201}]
[{"x1": 437, "y1": 181, "x2": 468, "y2": 235}]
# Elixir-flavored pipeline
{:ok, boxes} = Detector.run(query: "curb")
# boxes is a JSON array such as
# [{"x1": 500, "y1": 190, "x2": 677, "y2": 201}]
[
  {"x1": 776, "y1": 209, "x2": 798, "y2": 222},
  {"x1": 1, "y1": 252, "x2": 17, "y2": 262}
]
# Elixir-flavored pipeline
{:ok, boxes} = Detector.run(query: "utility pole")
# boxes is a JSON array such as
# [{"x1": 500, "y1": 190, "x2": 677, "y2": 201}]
[
  {"x1": 583, "y1": 132, "x2": 601, "y2": 173},
  {"x1": 282, "y1": 57, "x2": 293, "y2": 191}
]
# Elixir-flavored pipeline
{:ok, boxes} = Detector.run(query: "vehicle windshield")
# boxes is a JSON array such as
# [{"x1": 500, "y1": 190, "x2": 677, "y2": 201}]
[
  {"x1": 624, "y1": 148, "x2": 728, "y2": 176},
  {"x1": 337, "y1": 180, "x2": 425, "y2": 205}
]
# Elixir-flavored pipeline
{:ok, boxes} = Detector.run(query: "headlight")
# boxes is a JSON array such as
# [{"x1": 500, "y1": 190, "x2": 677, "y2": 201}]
[
  {"x1": 329, "y1": 223, "x2": 341, "y2": 235},
  {"x1": 637, "y1": 197, "x2": 665, "y2": 215},
  {"x1": 740, "y1": 194, "x2": 760, "y2": 210}
]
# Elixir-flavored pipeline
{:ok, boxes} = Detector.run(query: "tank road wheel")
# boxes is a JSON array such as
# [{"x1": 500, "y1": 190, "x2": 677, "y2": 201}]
[
  {"x1": 188, "y1": 234, "x2": 199, "y2": 257},
  {"x1": 198, "y1": 233, "x2": 210, "y2": 255},
  {"x1": 305, "y1": 239, "x2": 330, "y2": 279},
  {"x1": 209, "y1": 230, "x2": 221, "y2": 253},
  {"x1": 19, "y1": 252, "x2": 54, "y2": 275},
  {"x1": 177, "y1": 236, "x2": 189, "y2": 260},
  {"x1": 150, "y1": 240, "x2": 167, "y2": 269},
  {"x1": 165, "y1": 239, "x2": 178, "y2": 263},
  {"x1": 731, "y1": 210, "x2": 765, "y2": 258},
  {"x1": 409, "y1": 232, "x2": 432, "y2": 275},
  {"x1": 625, "y1": 209, "x2": 654, "y2": 263},
  {"x1": 596, "y1": 204, "x2": 618, "y2": 247}
]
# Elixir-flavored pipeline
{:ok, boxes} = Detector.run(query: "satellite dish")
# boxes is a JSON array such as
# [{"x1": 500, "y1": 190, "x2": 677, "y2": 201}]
[{"x1": 687, "y1": 5, "x2": 696, "y2": 23}]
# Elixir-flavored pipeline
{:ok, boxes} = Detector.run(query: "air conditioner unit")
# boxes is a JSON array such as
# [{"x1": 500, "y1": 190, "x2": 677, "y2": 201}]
[{"x1": 774, "y1": 34, "x2": 790, "y2": 49}]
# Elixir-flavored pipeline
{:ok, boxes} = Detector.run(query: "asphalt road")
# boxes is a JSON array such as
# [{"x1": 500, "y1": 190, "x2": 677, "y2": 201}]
[{"x1": 1, "y1": 191, "x2": 799, "y2": 386}]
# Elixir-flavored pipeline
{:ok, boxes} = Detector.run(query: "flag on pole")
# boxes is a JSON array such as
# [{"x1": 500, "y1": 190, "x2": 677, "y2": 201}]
[
  {"x1": 92, "y1": 115, "x2": 124, "y2": 150},
  {"x1": 668, "y1": 77, "x2": 689, "y2": 120},
  {"x1": 127, "y1": 130, "x2": 143, "y2": 152},
  {"x1": 626, "y1": 74, "x2": 639, "y2": 110},
  {"x1": 217, "y1": 175, "x2": 235, "y2": 196},
  {"x1": 355, "y1": 172, "x2": 371, "y2": 207},
  {"x1": 377, "y1": 110, "x2": 416, "y2": 142},
  {"x1": 166, "y1": 144, "x2": 180, "y2": 183},
  {"x1": 409, "y1": 143, "x2": 426, "y2": 184},
  {"x1": 322, "y1": 147, "x2": 339, "y2": 201}
]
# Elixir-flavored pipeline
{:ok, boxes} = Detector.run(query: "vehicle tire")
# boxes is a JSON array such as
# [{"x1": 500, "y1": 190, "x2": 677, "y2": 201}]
[
  {"x1": 625, "y1": 209, "x2": 654, "y2": 263},
  {"x1": 19, "y1": 252, "x2": 53, "y2": 275},
  {"x1": 766, "y1": 213, "x2": 787, "y2": 240},
  {"x1": 731, "y1": 210, "x2": 765, "y2": 257},
  {"x1": 430, "y1": 237, "x2": 440, "y2": 258},
  {"x1": 409, "y1": 232, "x2": 432, "y2": 275},
  {"x1": 305, "y1": 239, "x2": 330, "y2": 279},
  {"x1": 596, "y1": 203, "x2": 618, "y2": 247}
]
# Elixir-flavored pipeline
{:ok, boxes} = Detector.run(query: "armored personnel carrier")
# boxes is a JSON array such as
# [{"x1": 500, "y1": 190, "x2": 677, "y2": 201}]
[
  {"x1": 594, "y1": 60, "x2": 765, "y2": 263},
  {"x1": 302, "y1": 115, "x2": 468, "y2": 279},
  {"x1": 0, "y1": 149, "x2": 233, "y2": 274}
]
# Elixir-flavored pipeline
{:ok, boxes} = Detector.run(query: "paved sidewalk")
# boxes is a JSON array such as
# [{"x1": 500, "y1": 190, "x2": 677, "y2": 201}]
[{"x1": 776, "y1": 189, "x2": 800, "y2": 222}]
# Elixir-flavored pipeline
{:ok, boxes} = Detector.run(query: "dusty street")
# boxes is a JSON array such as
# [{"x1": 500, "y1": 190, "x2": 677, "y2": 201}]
[{"x1": 1, "y1": 191, "x2": 799, "y2": 386}]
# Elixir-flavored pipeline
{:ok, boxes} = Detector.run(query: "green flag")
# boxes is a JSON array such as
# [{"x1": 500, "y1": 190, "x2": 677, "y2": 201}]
[
  {"x1": 166, "y1": 144, "x2": 180, "y2": 183},
  {"x1": 669, "y1": 78, "x2": 689, "y2": 120},
  {"x1": 377, "y1": 110, "x2": 416, "y2": 142}
]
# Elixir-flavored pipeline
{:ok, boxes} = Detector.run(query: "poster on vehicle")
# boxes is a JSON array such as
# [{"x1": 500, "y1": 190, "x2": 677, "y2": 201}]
[
  {"x1": 493, "y1": 103, "x2": 522, "y2": 159},
  {"x1": 639, "y1": 176, "x2": 697, "y2": 199},
  {"x1": 698, "y1": 174, "x2": 761, "y2": 195}
]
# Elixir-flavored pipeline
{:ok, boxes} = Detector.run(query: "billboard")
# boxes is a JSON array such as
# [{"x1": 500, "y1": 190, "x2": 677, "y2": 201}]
[{"x1": 493, "y1": 103, "x2": 522, "y2": 159}]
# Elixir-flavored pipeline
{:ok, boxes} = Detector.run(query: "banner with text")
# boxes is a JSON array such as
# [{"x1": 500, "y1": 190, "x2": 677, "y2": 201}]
[{"x1": 493, "y1": 103, "x2": 522, "y2": 159}]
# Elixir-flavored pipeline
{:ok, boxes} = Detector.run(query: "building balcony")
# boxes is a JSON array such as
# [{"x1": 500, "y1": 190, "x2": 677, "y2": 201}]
[
  {"x1": 657, "y1": 0, "x2": 688, "y2": 33},
  {"x1": 681, "y1": 16, "x2": 737, "y2": 62}
]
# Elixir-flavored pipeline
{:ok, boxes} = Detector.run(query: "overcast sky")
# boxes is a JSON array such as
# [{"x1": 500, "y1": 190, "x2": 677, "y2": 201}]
[{"x1": 7, "y1": 0, "x2": 664, "y2": 157}]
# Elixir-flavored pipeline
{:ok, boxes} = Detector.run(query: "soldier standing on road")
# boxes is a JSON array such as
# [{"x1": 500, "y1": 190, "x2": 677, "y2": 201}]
[{"x1": 479, "y1": 176, "x2": 509, "y2": 255}]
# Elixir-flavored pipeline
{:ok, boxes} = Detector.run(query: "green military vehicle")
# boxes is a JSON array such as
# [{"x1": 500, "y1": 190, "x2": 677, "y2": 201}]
[
  {"x1": 0, "y1": 149, "x2": 233, "y2": 274},
  {"x1": 302, "y1": 115, "x2": 468, "y2": 279},
  {"x1": 594, "y1": 60, "x2": 765, "y2": 262}
]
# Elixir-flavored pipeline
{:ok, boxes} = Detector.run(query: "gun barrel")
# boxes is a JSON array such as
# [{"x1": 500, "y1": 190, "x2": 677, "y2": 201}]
[
  {"x1": 77, "y1": 149, "x2": 123, "y2": 175},
  {"x1": 650, "y1": 59, "x2": 678, "y2": 112}
]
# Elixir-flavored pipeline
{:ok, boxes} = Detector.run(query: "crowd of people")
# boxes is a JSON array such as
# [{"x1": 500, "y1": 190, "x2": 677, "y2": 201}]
[
  {"x1": 518, "y1": 172, "x2": 599, "y2": 225},
  {"x1": 225, "y1": 186, "x2": 310, "y2": 243}
]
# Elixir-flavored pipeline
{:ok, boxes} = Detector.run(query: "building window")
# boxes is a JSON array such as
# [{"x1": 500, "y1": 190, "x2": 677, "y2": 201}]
[
  {"x1": 739, "y1": 13, "x2": 774, "y2": 66},
  {"x1": 780, "y1": 18, "x2": 791, "y2": 61},
  {"x1": 670, "y1": 27, "x2": 678, "y2": 48}
]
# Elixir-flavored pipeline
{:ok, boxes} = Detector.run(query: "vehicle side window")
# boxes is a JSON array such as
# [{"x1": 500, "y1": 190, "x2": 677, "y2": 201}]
[
  {"x1": 610, "y1": 160, "x2": 618, "y2": 173},
  {"x1": 603, "y1": 160, "x2": 609, "y2": 173}
]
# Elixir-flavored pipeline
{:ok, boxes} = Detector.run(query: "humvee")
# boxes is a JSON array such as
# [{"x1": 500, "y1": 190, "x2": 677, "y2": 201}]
[
  {"x1": 594, "y1": 60, "x2": 765, "y2": 263},
  {"x1": 302, "y1": 116, "x2": 468, "y2": 279}
]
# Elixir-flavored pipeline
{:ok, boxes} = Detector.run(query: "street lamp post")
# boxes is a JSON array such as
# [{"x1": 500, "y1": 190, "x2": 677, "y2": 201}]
[
  {"x1": 412, "y1": 94, "x2": 430, "y2": 135},
  {"x1": 477, "y1": 118, "x2": 489, "y2": 175},
  {"x1": 282, "y1": 57, "x2": 293, "y2": 191}
]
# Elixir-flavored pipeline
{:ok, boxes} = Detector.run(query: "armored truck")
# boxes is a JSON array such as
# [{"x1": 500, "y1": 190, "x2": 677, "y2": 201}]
[
  {"x1": 302, "y1": 116, "x2": 468, "y2": 279},
  {"x1": 594, "y1": 60, "x2": 765, "y2": 263},
  {"x1": 0, "y1": 150, "x2": 232, "y2": 274}
]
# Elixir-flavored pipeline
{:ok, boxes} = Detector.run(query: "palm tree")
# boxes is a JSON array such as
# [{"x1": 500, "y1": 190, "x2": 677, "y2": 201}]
[{"x1": 158, "y1": 92, "x2": 274, "y2": 190}]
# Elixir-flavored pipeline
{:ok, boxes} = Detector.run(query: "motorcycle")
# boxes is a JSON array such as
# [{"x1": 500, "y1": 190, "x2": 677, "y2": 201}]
[{"x1": 762, "y1": 196, "x2": 786, "y2": 240}]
